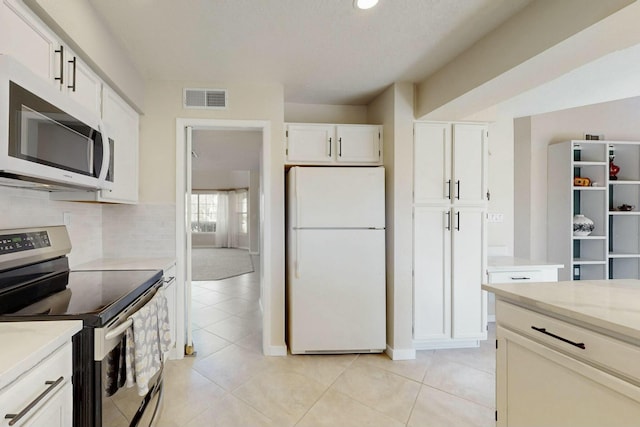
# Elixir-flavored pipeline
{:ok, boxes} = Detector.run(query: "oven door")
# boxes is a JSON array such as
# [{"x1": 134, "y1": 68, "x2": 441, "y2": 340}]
[{"x1": 94, "y1": 283, "x2": 164, "y2": 427}]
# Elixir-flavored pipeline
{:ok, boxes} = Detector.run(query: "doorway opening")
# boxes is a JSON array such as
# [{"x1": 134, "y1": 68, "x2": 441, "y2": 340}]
[{"x1": 176, "y1": 119, "x2": 272, "y2": 357}]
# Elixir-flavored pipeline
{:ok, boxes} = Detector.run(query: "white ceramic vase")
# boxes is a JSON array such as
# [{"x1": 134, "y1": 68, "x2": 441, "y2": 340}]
[{"x1": 573, "y1": 214, "x2": 595, "y2": 236}]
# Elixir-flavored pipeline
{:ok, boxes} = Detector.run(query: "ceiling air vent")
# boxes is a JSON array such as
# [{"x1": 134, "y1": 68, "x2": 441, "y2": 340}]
[{"x1": 183, "y1": 88, "x2": 227, "y2": 109}]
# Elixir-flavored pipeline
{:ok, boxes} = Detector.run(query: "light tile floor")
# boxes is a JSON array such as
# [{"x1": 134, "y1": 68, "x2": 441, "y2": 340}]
[{"x1": 155, "y1": 257, "x2": 496, "y2": 427}]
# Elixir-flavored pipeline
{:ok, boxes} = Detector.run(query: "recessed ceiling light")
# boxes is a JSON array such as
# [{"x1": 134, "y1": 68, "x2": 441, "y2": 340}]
[{"x1": 354, "y1": 0, "x2": 379, "y2": 10}]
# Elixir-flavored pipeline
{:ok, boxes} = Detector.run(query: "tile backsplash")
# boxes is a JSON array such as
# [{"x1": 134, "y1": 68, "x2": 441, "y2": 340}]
[
  {"x1": 0, "y1": 186, "x2": 176, "y2": 267},
  {"x1": 0, "y1": 186, "x2": 102, "y2": 266},
  {"x1": 102, "y1": 203, "x2": 176, "y2": 258}
]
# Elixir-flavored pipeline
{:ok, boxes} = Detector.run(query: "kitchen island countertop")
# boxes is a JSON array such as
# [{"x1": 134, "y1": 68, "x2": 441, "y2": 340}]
[{"x1": 483, "y1": 279, "x2": 640, "y2": 342}]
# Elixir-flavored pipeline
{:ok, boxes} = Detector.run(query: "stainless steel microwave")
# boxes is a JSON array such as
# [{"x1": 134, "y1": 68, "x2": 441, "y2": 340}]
[{"x1": 0, "y1": 55, "x2": 113, "y2": 191}]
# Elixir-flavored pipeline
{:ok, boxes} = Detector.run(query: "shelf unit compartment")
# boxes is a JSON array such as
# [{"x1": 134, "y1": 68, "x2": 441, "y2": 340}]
[
  {"x1": 573, "y1": 189, "x2": 607, "y2": 235},
  {"x1": 573, "y1": 238, "x2": 607, "y2": 266},
  {"x1": 609, "y1": 258, "x2": 640, "y2": 279},
  {"x1": 609, "y1": 214, "x2": 640, "y2": 255},
  {"x1": 572, "y1": 141, "x2": 608, "y2": 163},
  {"x1": 572, "y1": 263, "x2": 606, "y2": 280},
  {"x1": 573, "y1": 163, "x2": 607, "y2": 188},
  {"x1": 609, "y1": 183, "x2": 640, "y2": 213},
  {"x1": 609, "y1": 143, "x2": 640, "y2": 181}
]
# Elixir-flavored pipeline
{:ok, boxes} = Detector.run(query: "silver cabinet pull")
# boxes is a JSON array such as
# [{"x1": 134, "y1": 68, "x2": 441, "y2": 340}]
[
  {"x1": 455, "y1": 180, "x2": 461, "y2": 200},
  {"x1": 5, "y1": 376, "x2": 64, "y2": 426},
  {"x1": 455, "y1": 211, "x2": 460, "y2": 231},
  {"x1": 328, "y1": 137, "x2": 332, "y2": 157},
  {"x1": 445, "y1": 211, "x2": 451, "y2": 231},
  {"x1": 446, "y1": 180, "x2": 451, "y2": 199},
  {"x1": 339, "y1": 137, "x2": 342, "y2": 157}
]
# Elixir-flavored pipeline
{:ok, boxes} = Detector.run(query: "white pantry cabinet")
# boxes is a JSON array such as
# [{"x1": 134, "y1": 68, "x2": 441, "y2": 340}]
[
  {"x1": 0, "y1": 0, "x2": 102, "y2": 116},
  {"x1": 285, "y1": 123, "x2": 382, "y2": 165},
  {"x1": 413, "y1": 121, "x2": 488, "y2": 349},
  {"x1": 413, "y1": 206, "x2": 487, "y2": 346},
  {"x1": 414, "y1": 122, "x2": 488, "y2": 205},
  {"x1": 163, "y1": 262, "x2": 177, "y2": 357},
  {"x1": 495, "y1": 300, "x2": 640, "y2": 426}
]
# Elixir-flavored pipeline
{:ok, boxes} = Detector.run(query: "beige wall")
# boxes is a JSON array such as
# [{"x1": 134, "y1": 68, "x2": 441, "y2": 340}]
[
  {"x1": 515, "y1": 97, "x2": 640, "y2": 264},
  {"x1": 415, "y1": 0, "x2": 636, "y2": 120},
  {"x1": 284, "y1": 103, "x2": 368, "y2": 124},
  {"x1": 486, "y1": 118, "x2": 515, "y2": 254},
  {"x1": 368, "y1": 82, "x2": 415, "y2": 359},
  {"x1": 140, "y1": 78, "x2": 286, "y2": 351}
]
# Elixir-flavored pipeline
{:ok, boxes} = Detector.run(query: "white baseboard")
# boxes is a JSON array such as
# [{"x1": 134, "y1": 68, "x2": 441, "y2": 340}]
[
  {"x1": 385, "y1": 345, "x2": 416, "y2": 360},
  {"x1": 413, "y1": 339, "x2": 481, "y2": 350},
  {"x1": 263, "y1": 344, "x2": 288, "y2": 356}
]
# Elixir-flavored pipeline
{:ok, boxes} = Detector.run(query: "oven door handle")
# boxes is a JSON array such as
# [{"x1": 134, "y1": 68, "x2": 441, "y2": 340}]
[{"x1": 104, "y1": 318, "x2": 133, "y2": 341}]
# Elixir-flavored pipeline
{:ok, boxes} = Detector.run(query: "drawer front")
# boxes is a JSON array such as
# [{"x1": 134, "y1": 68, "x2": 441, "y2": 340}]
[
  {"x1": 496, "y1": 300, "x2": 640, "y2": 383},
  {"x1": 489, "y1": 269, "x2": 554, "y2": 283},
  {"x1": 0, "y1": 343, "x2": 72, "y2": 427}
]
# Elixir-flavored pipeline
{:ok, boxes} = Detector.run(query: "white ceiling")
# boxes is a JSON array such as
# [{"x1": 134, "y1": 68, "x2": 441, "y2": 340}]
[
  {"x1": 87, "y1": 0, "x2": 532, "y2": 105},
  {"x1": 191, "y1": 129, "x2": 261, "y2": 171}
]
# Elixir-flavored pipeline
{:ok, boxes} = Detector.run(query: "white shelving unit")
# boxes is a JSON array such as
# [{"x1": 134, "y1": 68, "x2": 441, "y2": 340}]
[{"x1": 548, "y1": 139, "x2": 640, "y2": 281}]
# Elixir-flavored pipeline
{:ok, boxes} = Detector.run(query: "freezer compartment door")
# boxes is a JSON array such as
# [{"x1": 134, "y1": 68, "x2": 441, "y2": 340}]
[
  {"x1": 288, "y1": 229, "x2": 386, "y2": 353},
  {"x1": 290, "y1": 166, "x2": 385, "y2": 228}
]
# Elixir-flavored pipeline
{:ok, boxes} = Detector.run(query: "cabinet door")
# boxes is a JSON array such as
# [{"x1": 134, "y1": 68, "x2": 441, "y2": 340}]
[
  {"x1": 336, "y1": 125, "x2": 381, "y2": 163},
  {"x1": 101, "y1": 88, "x2": 139, "y2": 203},
  {"x1": 452, "y1": 123, "x2": 488, "y2": 205},
  {"x1": 413, "y1": 206, "x2": 451, "y2": 341},
  {"x1": 451, "y1": 207, "x2": 486, "y2": 339},
  {"x1": 414, "y1": 122, "x2": 451, "y2": 204},
  {"x1": 21, "y1": 382, "x2": 72, "y2": 427},
  {"x1": 64, "y1": 47, "x2": 102, "y2": 115},
  {"x1": 286, "y1": 124, "x2": 334, "y2": 163},
  {"x1": 1, "y1": 0, "x2": 57, "y2": 84},
  {"x1": 497, "y1": 326, "x2": 640, "y2": 427}
]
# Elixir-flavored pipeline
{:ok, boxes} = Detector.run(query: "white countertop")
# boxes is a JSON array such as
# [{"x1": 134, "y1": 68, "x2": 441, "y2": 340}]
[
  {"x1": 0, "y1": 320, "x2": 82, "y2": 390},
  {"x1": 74, "y1": 257, "x2": 175, "y2": 272},
  {"x1": 487, "y1": 256, "x2": 563, "y2": 272},
  {"x1": 483, "y1": 279, "x2": 640, "y2": 342}
]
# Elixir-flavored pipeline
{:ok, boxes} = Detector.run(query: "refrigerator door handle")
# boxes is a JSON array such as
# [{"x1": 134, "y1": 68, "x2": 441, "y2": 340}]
[{"x1": 295, "y1": 230, "x2": 300, "y2": 278}]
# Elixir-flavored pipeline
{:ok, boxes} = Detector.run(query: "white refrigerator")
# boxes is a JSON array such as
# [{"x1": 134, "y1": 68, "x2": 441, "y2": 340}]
[{"x1": 286, "y1": 166, "x2": 386, "y2": 354}]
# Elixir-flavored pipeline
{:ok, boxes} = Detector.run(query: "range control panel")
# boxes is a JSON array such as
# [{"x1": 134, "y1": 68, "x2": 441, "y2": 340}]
[{"x1": 0, "y1": 231, "x2": 51, "y2": 255}]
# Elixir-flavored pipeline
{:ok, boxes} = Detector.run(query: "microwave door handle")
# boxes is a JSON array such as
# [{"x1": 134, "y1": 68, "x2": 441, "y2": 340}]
[{"x1": 97, "y1": 121, "x2": 110, "y2": 188}]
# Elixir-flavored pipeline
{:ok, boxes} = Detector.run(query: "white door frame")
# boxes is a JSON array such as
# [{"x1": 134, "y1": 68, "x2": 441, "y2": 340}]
[{"x1": 176, "y1": 118, "x2": 272, "y2": 356}]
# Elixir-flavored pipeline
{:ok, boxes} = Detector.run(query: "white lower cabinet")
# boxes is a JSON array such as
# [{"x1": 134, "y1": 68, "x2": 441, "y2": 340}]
[
  {"x1": 496, "y1": 300, "x2": 640, "y2": 426},
  {"x1": 0, "y1": 343, "x2": 73, "y2": 427},
  {"x1": 413, "y1": 206, "x2": 487, "y2": 348}
]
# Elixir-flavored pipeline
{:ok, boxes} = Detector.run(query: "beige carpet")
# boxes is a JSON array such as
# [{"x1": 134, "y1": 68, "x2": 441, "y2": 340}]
[{"x1": 191, "y1": 248, "x2": 254, "y2": 281}]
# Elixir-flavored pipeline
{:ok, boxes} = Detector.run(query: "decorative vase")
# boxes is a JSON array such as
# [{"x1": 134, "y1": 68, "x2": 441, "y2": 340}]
[
  {"x1": 610, "y1": 155, "x2": 620, "y2": 180},
  {"x1": 573, "y1": 214, "x2": 595, "y2": 236}
]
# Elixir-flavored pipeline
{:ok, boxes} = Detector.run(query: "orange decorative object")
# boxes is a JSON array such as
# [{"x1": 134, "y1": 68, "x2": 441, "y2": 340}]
[{"x1": 574, "y1": 177, "x2": 591, "y2": 186}]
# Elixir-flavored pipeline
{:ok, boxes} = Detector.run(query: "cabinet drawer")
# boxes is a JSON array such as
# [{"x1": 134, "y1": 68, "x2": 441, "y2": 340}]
[
  {"x1": 488, "y1": 269, "x2": 554, "y2": 283},
  {"x1": 496, "y1": 300, "x2": 640, "y2": 383},
  {"x1": 0, "y1": 343, "x2": 72, "y2": 427}
]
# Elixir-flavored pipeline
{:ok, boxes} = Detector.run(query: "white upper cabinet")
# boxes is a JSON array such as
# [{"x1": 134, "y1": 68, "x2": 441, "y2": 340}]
[
  {"x1": 414, "y1": 122, "x2": 488, "y2": 206},
  {"x1": 414, "y1": 122, "x2": 451, "y2": 204},
  {"x1": 1, "y1": 0, "x2": 58, "y2": 83},
  {"x1": 1, "y1": 0, "x2": 103, "y2": 116},
  {"x1": 336, "y1": 125, "x2": 382, "y2": 163},
  {"x1": 62, "y1": 46, "x2": 103, "y2": 115},
  {"x1": 452, "y1": 123, "x2": 489, "y2": 205},
  {"x1": 286, "y1": 124, "x2": 335, "y2": 163},
  {"x1": 286, "y1": 123, "x2": 382, "y2": 165}
]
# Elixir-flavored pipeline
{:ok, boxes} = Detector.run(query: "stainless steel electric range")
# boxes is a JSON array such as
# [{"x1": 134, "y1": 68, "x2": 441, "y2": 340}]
[{"x1": 0, "y1": 225, "x2": 165, "y2": 427}]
